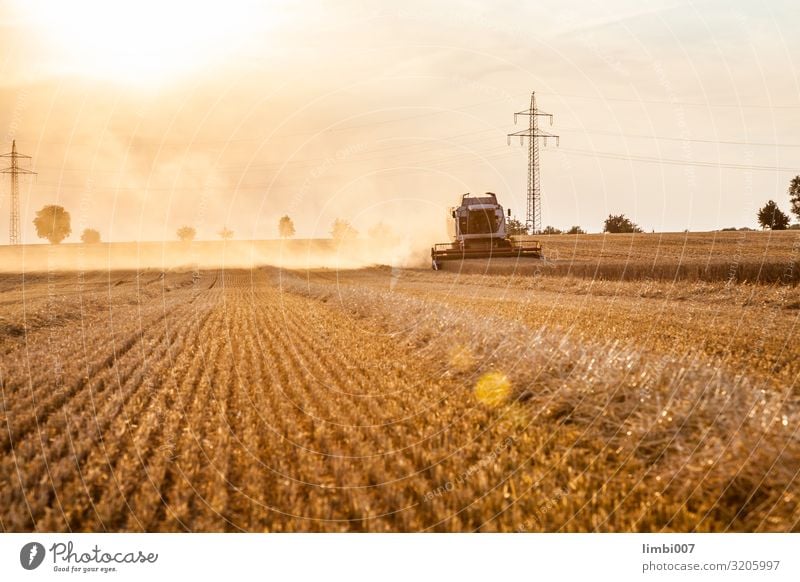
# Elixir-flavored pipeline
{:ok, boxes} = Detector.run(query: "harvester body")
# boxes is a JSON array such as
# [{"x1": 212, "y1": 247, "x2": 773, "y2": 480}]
[{"x1": 431, "y1": 192, "x2": 542, "y2": 269}]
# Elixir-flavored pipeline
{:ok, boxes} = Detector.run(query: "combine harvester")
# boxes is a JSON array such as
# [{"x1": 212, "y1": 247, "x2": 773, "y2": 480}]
[{"x1": 431, "y1": 192, "x2": 542, "y2": 270}]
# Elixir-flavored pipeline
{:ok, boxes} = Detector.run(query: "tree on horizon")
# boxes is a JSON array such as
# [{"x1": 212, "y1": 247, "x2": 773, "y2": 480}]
[
  {"x1": 757, "y1": 200, "x2": 790, "y2": 230},
  {"x1": 177, "y1": 226, "x2": 196, "y2": 241},
  {"x1": 33, "y1": 205, "x2": 71, "y2": 244},
  {"x1": 331, "y1": 218, "x2": 357, "y2": 242},
  {"x1": 80, "y1": 228, "x2": 101, "y2": 244},
  {"x1": 604, "y1": 214, "x2": 642, "y2": 233},
  {"x1": 506, "y1": 217, "x2": 527, "y2": 236},
  {"x1": 278, "y1": 215, "x2": 295, "y2": 238},
  {"x1": 788, "y1": 175, "x2": 800, "y2": 222},
  {"x1": 218, "y1": 226, "x2": 234, "y2": 240}
]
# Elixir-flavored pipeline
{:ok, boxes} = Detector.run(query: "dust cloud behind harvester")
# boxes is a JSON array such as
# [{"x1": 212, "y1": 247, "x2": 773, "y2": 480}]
[{"x1": 0, "y1": 238, "x2": 431, "y2": 273}]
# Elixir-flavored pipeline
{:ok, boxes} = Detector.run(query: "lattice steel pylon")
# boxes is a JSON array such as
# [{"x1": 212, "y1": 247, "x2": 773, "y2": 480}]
[
  {"x1": 507, "y1": 92, "x2": 558, "y2": 234},
  {"x1": 1, "y1": 140, "x2": 36, "y2": 245}
]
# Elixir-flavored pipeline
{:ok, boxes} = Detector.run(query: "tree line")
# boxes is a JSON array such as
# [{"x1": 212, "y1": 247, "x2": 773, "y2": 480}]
[
  {"x1": 25, "y1": 175, "x2": 800, "y2": 244},
  {"x1": 509, "y1": 213, "x2": 642, "y2": 235},
  {"x1": 755, "y1": 176, "x2": 800, "y2": 230},
  {"x1": 28, "y1": 208, "x2": 360, "y2": 244},
  {"x1": 515, "y1": 175, "x2": 800, "y2": 234}
]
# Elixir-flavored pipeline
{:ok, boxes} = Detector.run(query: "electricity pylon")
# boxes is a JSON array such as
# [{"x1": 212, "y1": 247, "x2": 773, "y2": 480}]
[
  {"x1": 507, "y1": 92, "x2": 558, "y2": 234},
  {"x1": 1, "y1": 140, "x2": 36, "y2": 245}
]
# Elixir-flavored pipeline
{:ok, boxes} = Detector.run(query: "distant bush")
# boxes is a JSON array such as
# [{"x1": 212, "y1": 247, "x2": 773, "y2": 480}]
[
  {"x1": 757, "y1": 200, "x2": 790, "y2": 230},
  {"x1": 80, "y1": 228, "x2": 101, "y2": 244},
  {"x1": 177, "y1": 226, "x2": 196, "y2": 242},
  {"x1": 789, "y1": 175, "x2": 800, "y2": 221},
  {"x1": 33, "y1": 205, "x2": 71, "y2": 244},
  {"x1": 541, "y1": 226, "x2": 562, "y2": 235},
  {"x1": 278, "y1": 215, "x2": 295, "y2": 238},
  {"x1": 604, "y1": 213, "x2": 642, "y2": 233},
  {"x1": 566, "y1": 226, "x2": 585, "y2": 235},
  {"x1": 506, "y1": 217, "x2": 527, "y2": 236},
  {"x1": 331, "y1": 218, "x2": 358, "y2": 242}
]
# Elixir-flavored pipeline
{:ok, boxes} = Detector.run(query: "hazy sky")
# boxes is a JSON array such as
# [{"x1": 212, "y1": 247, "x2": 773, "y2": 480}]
[{"x1": 0, "y1": 0, "x2": 798, "y2": 243}]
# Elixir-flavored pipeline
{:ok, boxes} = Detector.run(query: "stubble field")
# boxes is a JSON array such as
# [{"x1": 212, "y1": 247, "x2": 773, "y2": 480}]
[{"x1": 1, "y1": 231, "x2": 799, "y2": 532}]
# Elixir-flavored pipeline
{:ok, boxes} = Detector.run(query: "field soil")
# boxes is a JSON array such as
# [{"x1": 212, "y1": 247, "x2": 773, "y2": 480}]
[{"x1": 1, "y1": 232, "x2": 799, "y2": 532}]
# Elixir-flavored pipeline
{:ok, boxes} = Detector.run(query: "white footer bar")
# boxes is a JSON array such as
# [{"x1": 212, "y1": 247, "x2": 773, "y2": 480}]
[{"x1": 1, "y1": 533, "x2": 797, "y2": 581}]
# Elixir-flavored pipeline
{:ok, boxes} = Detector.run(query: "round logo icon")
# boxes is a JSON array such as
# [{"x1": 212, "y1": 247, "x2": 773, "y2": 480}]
[{"x1": 20, "y1": 542, "x2": 46, "y2": 570}]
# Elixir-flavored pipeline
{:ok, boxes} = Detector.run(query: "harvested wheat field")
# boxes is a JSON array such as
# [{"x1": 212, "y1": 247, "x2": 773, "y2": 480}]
[
  {"x1": 1, "y1": 233, "x2": 799, "y2": 532},
  {"x1": 452, "y1": 230, "x2": 800, "y2": 282}
]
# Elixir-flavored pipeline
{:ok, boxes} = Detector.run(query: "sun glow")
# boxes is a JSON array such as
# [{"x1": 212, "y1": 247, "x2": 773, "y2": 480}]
[{"x1": 20, "y1": 0, "x2": 271, "y2": 85}]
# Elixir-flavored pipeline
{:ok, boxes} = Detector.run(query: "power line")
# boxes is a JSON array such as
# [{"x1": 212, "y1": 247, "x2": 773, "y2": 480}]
[
  {"x1": 423, "y1": 147, "x2": 798, "y2": 173},
  {"x1": 28, "y1": 142, "x2": 798, "y2": 193},
  {"x1": 547, "y1": 147, "x2": 799, "y2": 172},
  {"x1": 543, "y1": 91, "x2": 800, "y2": 110},
  {"x1": 557, "y1": 126, "x2": 800, "y2": 148}
]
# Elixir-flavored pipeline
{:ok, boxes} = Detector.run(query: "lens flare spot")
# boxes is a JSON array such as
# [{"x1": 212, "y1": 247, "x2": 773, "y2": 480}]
[{"x1": 474, "y1": 372, "x2": 511, "y2": 406}]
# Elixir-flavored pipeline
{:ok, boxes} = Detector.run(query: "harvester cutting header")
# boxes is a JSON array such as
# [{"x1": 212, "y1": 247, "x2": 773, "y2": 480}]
[{"x1": 430, "y1": 192, "x2": 541, "y2": 270}]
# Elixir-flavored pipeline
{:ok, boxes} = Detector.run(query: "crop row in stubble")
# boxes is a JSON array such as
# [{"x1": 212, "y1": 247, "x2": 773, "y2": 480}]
[
  {"x1": 283, "y1": 268, "x2": 800, "y2": 531},
  {"x1": 2, "y1": 266, "x2": 798, "y2": 532}
]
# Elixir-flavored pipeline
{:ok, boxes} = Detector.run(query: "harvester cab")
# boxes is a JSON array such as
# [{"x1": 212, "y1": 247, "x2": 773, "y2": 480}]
[{"x1": 431, "y1": 192, "x2": 542, "y2": 270}]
